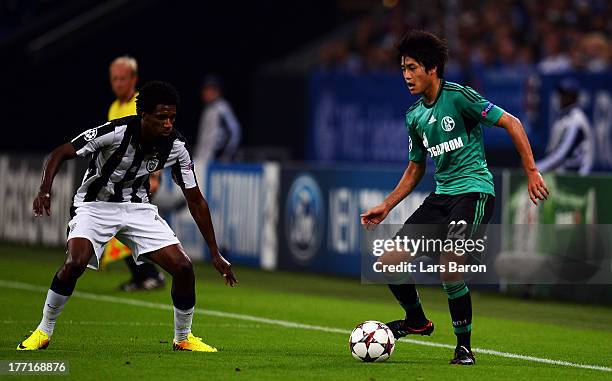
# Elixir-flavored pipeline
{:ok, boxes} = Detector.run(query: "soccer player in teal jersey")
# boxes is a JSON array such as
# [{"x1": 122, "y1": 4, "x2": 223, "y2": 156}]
[{"x1": 361, "y1": 30, "x2": 549, "y2": 365}]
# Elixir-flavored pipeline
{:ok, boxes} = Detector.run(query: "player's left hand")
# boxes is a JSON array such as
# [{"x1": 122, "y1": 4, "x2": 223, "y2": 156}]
[
  {"x1": 527, "y1": 171, "x2": 549, "y2": 205},
  {"x1": 211, "y1": 252, "x2": 237, "y2": 286}
]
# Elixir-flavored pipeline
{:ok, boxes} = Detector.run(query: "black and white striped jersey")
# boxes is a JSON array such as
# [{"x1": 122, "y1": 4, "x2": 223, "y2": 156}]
[
  {"x1": 537, "y1": 107, "x2": 594, "y2": 176},
  {"x1": 70, "y1": 116, "x2": 196, "y2": 205}
]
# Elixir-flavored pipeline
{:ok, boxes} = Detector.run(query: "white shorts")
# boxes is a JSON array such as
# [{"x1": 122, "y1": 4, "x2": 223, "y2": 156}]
[{"x1": 67, "y1": 202, "x2": 181, "y2": 270}]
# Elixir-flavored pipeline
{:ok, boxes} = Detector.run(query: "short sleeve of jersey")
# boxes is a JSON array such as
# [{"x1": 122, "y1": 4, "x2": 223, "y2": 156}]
[
  {"x1": 70, "y1": 123, "x2": 117, "y2": 157},
  {"x1": 406, "y1": 114, "x2": 426, "y2": 162},
  {"x1": 170, "y1": 140, "x2": 197, "y2": 189},
  {"x1": 456, "y1": 86, "x2": 505, "y2": 127}
]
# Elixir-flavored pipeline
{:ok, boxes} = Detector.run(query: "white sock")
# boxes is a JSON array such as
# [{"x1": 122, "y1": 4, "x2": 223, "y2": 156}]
[
  {"x1": 174, "y1": 306, "x2": 194, "y2": 342},
  {"x1": 37, "y1": 290, "x2": 70, "y2": 336}
]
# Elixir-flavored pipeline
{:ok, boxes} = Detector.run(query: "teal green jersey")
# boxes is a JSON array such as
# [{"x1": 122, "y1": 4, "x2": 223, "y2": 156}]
[{"x1": 406, "y1": 80, "x2": 504, "y2": 196}]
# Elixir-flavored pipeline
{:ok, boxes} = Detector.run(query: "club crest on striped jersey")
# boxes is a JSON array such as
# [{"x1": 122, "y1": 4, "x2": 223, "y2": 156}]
[
  {"x1": 83, "y1": 128, "x2": 98, "y2": 141},
  {"x1": 145, "y1": 157, "x2": 160, "y2": 172},
  {"x1": 441, "y1": 116, "x2": 455, "y2": 132}
]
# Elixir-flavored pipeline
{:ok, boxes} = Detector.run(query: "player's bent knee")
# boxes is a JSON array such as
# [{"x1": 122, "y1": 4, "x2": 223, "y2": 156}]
[
  {"x1": 378, "y1": 250, "x2": 413, "y2": 284},
  {"x1": 62, "y1": 238, "x2": 94, "y2": 277},
  {"x1": 172, "y1": 257, "x2": 194, "y2": 277},
  {"x1": 439, "y1": 270, "x2": 463, "y2": 283},
  {"x1": 61, "y1": 254, "x2": 89, "y2": 275},
  {"x1": 439, "y1": 251, "x2": 467, "y2": 283}
]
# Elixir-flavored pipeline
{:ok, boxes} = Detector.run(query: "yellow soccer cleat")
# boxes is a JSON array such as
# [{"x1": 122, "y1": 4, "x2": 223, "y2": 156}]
[
  {"x1": 17, "y1": 329, "x2": 50, "y2": 351},
  {"x1": 172, "y1": 333, "x2": 217, "y2": 352}
]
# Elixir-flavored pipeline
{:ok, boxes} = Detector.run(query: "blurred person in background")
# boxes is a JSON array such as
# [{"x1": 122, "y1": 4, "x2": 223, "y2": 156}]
[
  {"x1": 580, "y1": 32, "x2": 609, "y2": 72},
  {"x1": 194, "y1": 75, "x2": 241, "y2": 162},
  {"x1": 106, "y1": 55, "x2": 166, "y2": 291},
  {"x1": 108, "y1": 56, "x2": 139, "y2": 121},
  {"x1": 536, "y1": 78, "x2": 594, "y2": 175},
  {"x1": 537, "y1": 33, "x2": 572, "y2": 74}
]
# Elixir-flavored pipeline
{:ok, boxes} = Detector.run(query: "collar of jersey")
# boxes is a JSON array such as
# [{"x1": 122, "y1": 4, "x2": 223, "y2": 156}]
[
  {"x1": 421, "y1": 79, "x2": 445, "y2": 109},
  {"x1": 128, "y1": 116, "x2": 154, "y2": 153},
  {"x1": 128, "y1": 116, "x2": 143, "y2": 146}
]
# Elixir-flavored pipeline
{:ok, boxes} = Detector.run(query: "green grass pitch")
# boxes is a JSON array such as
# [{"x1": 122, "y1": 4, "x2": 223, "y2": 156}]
[{"x1": 0, "y1": 243, "x2": 610, "y2": 380}]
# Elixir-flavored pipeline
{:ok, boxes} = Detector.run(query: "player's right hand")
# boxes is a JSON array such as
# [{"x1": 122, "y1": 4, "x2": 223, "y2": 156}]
[
  {"x1": 33, "y1": 191, "x2": 51, "y2": 217},
  {"x1": 360, "y1": 204, "x2": 390, "y2": 226},
  {"x1": 211, "y1": 252, "x2": 238, "y2": 287}
]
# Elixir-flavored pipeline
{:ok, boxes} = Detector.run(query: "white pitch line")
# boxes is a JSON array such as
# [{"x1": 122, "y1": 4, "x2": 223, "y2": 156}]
[
  {"x1": 2, "y1": 319, "x2": 172, "y2": 327},
  {"x1": 2, "y1": 319, "x2": 263, "y2": 329},
  {"x1": 1, "y1": 279, "x2": 610, "y2": 373}
]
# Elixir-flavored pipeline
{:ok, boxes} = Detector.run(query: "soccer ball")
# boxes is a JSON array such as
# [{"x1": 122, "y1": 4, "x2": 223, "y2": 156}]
[{"x1": 349, "y1": 320, "x2": 395, "y2": 362}]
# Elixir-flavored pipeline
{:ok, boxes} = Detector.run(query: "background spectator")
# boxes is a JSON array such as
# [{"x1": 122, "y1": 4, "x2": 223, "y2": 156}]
[
  {"x1": 536, "y1": 78, "x2": 594, "y2": 175},
  {"x1": 194, "y1": 75, "x2": 242, "y2": 162}
]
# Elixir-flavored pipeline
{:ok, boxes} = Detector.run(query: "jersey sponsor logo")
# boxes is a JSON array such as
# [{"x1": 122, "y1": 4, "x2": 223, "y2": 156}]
[
  {"x1": 83, "y1": 128, "x2": 98, "y2": 141},
  {"x1": 422, "y1": 132, "x2": 429, "y2": 148},
  {"x1": 427, "y1": 136, "x2": 464, "y2": 157},
  {"x1": 408, "y1": 136, "x2": 413, "y2": 152},
  {"x1": 481, "y1": 102, "x2": 494, "y2": 117},
  {"x1": 441, "y1": 116, "x2": 455, "y2": 132},
  {"x1": 428, "y1": 115, "x2": 437, "y2": 124}
]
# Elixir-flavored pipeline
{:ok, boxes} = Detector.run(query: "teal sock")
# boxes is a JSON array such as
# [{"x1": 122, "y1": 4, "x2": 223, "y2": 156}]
[{"x1": 443, "y1": 281, "x2": 472, "y2": 349}]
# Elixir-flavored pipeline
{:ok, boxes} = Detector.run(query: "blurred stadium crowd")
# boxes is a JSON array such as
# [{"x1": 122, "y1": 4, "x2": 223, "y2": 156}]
[
  {"x1": 318, "y1": 0, "x2": 611, "y2": 76},
  {"x1": 1, "y1": 0, "x2": 611, "y2": 164}
]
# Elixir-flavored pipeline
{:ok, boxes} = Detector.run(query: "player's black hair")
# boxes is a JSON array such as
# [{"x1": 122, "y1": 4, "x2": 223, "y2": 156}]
[
  {"x1": 136, "y1": 80, "x2": 180, "y2": 114},
  {"x1": 396, "y1": 30, "x2": 449, "y2": 78}
]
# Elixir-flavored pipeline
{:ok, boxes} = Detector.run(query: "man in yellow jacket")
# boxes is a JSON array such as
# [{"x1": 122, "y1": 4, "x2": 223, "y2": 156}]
[{"x1": 104, "y1": 55, "x2": 165, "y2": 291}]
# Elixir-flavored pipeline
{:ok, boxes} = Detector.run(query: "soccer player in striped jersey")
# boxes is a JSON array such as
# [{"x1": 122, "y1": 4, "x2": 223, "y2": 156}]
[
  {"x1": 106, "y1": 55, "x2": 167, "y2": 292},
  {"x1": 18, "y1": 81, "x2": 237, "y2": 352},
  {"x1": 360, "y1": 31, "x2": 549, "y2": 365}
]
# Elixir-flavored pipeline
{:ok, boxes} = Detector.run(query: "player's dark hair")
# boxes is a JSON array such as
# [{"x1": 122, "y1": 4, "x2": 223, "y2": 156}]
[
  {"x1": 136, "y1": 81, "x2": 180, "y2": 114},
  {"x1": 396, "y1": 30, "x2": 449, "y2": 78}
]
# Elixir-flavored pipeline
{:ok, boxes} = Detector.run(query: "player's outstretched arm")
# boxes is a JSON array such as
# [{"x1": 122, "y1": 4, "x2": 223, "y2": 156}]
[
  {"x1": 33, "y1": 143, "x2": 78, "y2": 217},
  {"x1": 181, "y1": 186, "x2": 237, "y2": 286},
  {"x1": 360, "y1": 160, "x2": 426, "y2": 225},
  {"x1": 496, "y1": 111, "x2": 550, "y2": 205}
]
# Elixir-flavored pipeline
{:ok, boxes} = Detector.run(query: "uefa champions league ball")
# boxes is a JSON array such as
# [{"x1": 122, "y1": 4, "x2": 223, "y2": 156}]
[{"x1": 349, "y1": 320, "x2": 395, "y2": 362}]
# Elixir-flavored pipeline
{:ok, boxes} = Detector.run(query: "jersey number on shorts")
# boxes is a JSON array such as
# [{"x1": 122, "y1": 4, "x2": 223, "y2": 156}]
[{"x1": 447, "y1": 220, "x2": 467, "y2": 239}]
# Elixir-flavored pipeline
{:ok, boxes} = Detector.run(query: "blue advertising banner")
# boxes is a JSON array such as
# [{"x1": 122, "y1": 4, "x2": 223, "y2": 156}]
[
  {"x1": 160, "y1": 161, "x2": 279, "y2": 269},
  {"x1": 307, "y1": 70, "x2": 528, "y2": 164},
  {"x1": 307, "y1": 71, "x2": 414, "y2": 163},
  {"x1": 478, "y1": 68, "x2": 532, "y2": 148},
  {"x1": 205, "y1": 163, "x2": 267, "y2": 267},
  {"x1": 277, "y1": 164, "x2": 436, "y2": 276}
]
